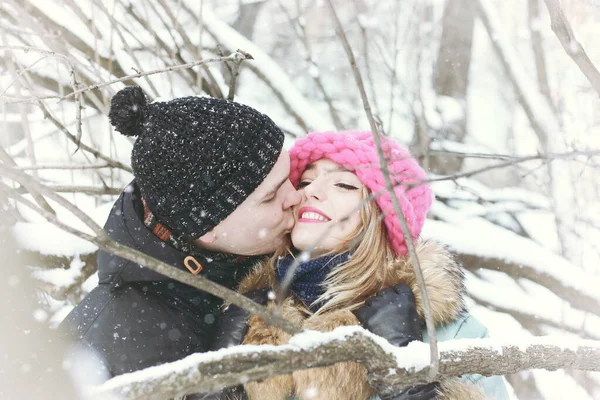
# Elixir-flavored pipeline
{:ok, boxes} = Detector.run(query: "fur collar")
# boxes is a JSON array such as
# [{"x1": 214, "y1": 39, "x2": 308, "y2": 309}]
[{"x1": 239, "y1": 239, "x2": 466, "y2": 326}]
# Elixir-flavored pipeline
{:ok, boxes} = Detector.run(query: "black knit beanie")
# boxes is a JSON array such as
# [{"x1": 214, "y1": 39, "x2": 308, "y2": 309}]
[{"x1": 108, "y1": 86, "x2": 284, "y2": 239}]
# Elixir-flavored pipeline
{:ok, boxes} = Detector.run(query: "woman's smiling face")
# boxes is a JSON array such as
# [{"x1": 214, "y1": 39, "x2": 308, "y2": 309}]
[{"x1": 291, "y1": 158, "x2": 366, "y2": 257}]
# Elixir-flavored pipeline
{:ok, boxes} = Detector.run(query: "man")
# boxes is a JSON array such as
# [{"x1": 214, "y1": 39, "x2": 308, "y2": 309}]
[{"x1": 60, "y1": 86, "x2": 301, "y2": 377}]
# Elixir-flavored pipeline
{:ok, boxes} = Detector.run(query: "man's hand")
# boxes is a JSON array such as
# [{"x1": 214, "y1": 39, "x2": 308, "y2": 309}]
[
  {"x1": 354, "y1": 283, "x2": 422, "y2": 347},
  {"x1": 210, "y1": 288, "x2": 271, "y2": 351}
]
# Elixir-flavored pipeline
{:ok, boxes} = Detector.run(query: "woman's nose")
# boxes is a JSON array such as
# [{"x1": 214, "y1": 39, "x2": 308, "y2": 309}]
[{"x1": 303, "y1": 180, "x2": 325, "y2": 201}]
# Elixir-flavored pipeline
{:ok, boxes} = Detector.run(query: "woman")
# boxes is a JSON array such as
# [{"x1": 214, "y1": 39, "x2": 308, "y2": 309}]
[{"x1": 218, "y1": 131, "x2": 508, "y2": 400}]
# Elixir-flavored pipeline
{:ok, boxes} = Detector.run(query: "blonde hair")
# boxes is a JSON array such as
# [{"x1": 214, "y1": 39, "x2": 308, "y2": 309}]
[
  {"x1": 314, "y1": 193, "x2": 397, "y2": 314},
  {"x1": 272, "y1": 186, "x2": 399, "y2": 315}
]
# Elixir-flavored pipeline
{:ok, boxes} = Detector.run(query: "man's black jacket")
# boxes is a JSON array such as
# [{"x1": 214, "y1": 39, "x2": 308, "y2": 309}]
[{"x1": 60, "y1": 182, "x2": 257, "y2": 376}]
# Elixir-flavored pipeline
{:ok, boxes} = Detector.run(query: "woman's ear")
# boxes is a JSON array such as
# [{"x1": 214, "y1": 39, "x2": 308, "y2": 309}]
[{"x1": 198, "y1": 229, "x2": 217, "y2": 244}]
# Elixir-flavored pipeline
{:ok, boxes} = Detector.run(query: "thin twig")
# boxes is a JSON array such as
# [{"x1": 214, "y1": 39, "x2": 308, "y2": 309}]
[
  {"x1": 227, "y1": 51, "x2": 249, "y2": 100},
  {"x1": 73, "y1": 71, "x2": 83, "y2": 151},
  {"x1": 11, "y1": 163, "x2": 112, "y2": 170},
  {"x1": 92, "y1": 0, "x2": 160, "y2": 98},
  {"x1": 122, "y1": 4, "x2": 199, "y2": 94},
  {"x1": 410, "y1": 149, "x2": 600, "y2": 188},
  {"x1": 387, "y1": 0, "x2": 401, "y2": 133},
  {"x1": 197, "y1": 0, "x2": 204, "y2": 92},
  {"x1": 0, "y1": 45, "x2": 71, "y2": 61},
  {"x1": 277, "y1": 0, "x2": 344, "y2": 130},
  {"x1": 33, "y1": 99, "x2": 132, "y2": 173},
  {"x1": 424, "y1": 148, "x2": 600, "y2": 161},
  {"x1": 13, "y1": 184, "x2": 121, "y2": 196},
  {"x1": 7, "y1": 52, "x2": 249, "y2": 104},
  {"x1": 153, "y1": 0, "x2": 224, "y2": 98},
  {"x1": 325, "y1": 0, "x2": 439, "y2": 384}
]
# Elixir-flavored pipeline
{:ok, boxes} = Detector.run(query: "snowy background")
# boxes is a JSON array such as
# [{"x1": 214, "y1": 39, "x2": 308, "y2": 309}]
[{"x1": 1, "y1": 0, "x2": 600, "y2": 398}]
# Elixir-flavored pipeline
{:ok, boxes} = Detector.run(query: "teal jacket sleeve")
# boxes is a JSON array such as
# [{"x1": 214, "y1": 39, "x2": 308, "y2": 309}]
[{"x1": 422, "y1": 314, "x2": 511, "y2": 400}]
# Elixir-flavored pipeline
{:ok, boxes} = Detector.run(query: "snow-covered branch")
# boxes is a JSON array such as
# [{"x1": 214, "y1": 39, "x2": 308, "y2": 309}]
[
  {"x1": 96, "y1": 327, "x2": 600, "y2": 400},
  {"x1": 459, "y1": 253, "x2": 600, "y2": 317},
  {"x1": 30, "y1": 252, "x2": 97, "y2": 303},
  {"x1": 425, "y1": 209, "x2": 600, "y2": 318}
]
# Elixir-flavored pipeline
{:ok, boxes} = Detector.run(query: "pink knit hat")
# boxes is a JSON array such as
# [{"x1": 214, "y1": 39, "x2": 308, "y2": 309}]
[{"x1": 289, "y1": 131, "x2": 433, "y2": 256}]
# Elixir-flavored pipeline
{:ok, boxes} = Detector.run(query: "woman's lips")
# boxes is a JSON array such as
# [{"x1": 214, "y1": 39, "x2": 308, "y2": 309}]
[{"x1": 298, "y1": 206, "x2": 331, "y2": 223}]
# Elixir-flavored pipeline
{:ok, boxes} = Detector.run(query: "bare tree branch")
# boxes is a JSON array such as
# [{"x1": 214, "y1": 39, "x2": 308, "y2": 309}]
[
  {"x1": 277, "y1": 0, "x2": 344, "y2": 130},
  {"x1": 528, "y1": 0, "x2": 554, "y2": 106},
  {"x1": 542, "y1": 0, "x2": 600, "y2": 97}
]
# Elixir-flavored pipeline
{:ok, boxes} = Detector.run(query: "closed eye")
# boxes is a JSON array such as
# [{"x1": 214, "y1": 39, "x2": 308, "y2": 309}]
[
  {"x1": 336, "y1": 183, "x2": 359, "y2": 190},
  {"x1": 297, "y1": 180, "x2": 311, "y2": 189},
  {"x1": 262, "y1": 195, "x2": 276, "y2": 203}
]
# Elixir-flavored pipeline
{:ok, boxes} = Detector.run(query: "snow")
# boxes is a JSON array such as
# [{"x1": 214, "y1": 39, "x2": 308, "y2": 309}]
[
  {"x1": 12, "y1": 222, "x2": 97, "y2": 257},
  {"x1": 535, "y1": 370, "x2": 595, "y2": 400},
  {"x1": 436, "y1": 96, "x2": 464, "y2": 123},
  {"x1": 289, "y1": 326, "x2": 429, "y2": 371}
]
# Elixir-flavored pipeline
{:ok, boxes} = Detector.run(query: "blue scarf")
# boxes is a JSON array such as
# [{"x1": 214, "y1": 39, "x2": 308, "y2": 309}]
[{"x1": 275, "y1": 253, "x2": 350, "y2": 312}]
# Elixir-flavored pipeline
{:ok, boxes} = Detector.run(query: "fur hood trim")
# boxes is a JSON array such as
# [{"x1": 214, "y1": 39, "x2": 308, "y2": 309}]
[{"x1": 395, "y1": 239, "x2": 466, "y2": 326}]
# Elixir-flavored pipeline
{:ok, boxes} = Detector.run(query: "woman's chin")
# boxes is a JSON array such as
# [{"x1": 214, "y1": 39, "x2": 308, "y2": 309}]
[{"x1": 291, "y1": 231, "x2": 312, "y2": 252}]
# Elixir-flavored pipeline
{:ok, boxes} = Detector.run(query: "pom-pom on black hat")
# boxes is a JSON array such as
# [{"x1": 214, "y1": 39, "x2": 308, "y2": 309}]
[{"x1": 109, "y1": 86, "x2": 284, "y2": 239}]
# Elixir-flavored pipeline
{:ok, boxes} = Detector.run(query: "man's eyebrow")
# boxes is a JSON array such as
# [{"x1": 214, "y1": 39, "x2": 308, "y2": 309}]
[{"x1": 264, "y1": 176, "x2": 288, "y2": 197}]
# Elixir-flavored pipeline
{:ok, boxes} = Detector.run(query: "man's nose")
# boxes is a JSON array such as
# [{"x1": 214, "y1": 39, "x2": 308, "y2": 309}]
[{"x1": 282, "y1": 180, "x2": 302, "y2": 209}]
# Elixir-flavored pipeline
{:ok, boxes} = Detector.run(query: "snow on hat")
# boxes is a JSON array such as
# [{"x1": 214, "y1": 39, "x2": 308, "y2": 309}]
[
  {"x1": 109, "y1": 86, "x2": 284, "y2": 239},
  {"x1": 289, "y1": 131, "x2": 433, "y2": 256}
]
